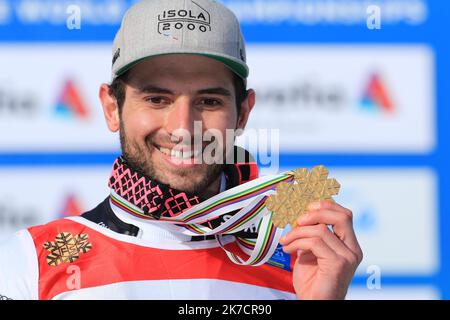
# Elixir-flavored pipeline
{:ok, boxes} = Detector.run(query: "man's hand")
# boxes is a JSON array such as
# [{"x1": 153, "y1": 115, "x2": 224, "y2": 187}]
[{"x1": 279, "y1": 200, "x2": 363, "y2": 300}]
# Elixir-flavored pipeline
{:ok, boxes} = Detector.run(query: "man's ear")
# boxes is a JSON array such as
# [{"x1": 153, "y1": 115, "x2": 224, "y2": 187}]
[
  {"x1": 236, "y1": 89, "x2": 256, "y2": 134},
  {"x1": 99, "y1": 83, "x2": 120, "y2": 132}
]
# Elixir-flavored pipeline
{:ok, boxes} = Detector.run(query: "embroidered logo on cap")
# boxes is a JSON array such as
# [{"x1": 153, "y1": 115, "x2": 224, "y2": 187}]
[{"x1": 158, "y1": 0, "x2": 211, "y2": 34}]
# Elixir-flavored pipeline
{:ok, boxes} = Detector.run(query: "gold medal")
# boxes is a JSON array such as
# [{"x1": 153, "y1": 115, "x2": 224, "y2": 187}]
[{"x1": 265, "y1": 165, "x2": 341, "y2": 228}]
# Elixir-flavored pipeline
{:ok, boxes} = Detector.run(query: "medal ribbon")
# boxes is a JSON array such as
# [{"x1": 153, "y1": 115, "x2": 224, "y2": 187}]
[{"x1": 109, "y1": 157, "x2": 295, "y2": 266}]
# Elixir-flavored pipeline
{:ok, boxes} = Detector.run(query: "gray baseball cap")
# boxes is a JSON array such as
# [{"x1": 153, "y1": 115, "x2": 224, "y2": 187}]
[{"x1": 111, "y1": 0, "x2": 249, "y2": 81}]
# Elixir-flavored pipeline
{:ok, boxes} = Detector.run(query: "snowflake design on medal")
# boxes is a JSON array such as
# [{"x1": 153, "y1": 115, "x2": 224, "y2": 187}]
[
  {"x1": 43, "y1": 232, "x2": 92, "y2": 267},
  {"x1": 265, "y1": 165, "x2": 341, "y2": 228}
]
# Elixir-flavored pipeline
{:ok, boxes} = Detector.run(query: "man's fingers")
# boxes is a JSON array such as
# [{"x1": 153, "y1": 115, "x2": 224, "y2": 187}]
[
  {"x1": 297, "y1": 204, "x2": 362, "y2": 262},
  {"x1": 282, "y1": 237, "x2": 338, "y2": 261},
  {"x1": 308, "y1": 200, "x2": 353, "y2": 218},
  {"x1": 298, "y1": 209, "x2": 353, "y2": 235},
  {"x1": 280, "y1": 224, "x2": 360, "y2": 265}
]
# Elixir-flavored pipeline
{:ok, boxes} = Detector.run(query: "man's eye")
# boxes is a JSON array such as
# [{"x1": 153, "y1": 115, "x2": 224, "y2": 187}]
[
  {"x1": 199, "y1": 98, "x2": 222, "y2": 107},
  {"x1": 145, "y1": 96, "x2": 170, "y2": 105}
]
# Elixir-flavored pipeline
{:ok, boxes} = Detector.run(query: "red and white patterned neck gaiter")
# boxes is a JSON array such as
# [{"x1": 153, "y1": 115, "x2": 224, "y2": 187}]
[{"x1": 108, "y1": 156, "x2": 203, "y2": 220}]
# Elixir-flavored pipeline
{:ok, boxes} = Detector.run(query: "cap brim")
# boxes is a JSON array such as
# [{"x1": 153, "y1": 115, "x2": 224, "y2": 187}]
[
  {"x1": 115, "y1": 52, "x2": 248, "y2": 80},
  {"x1": 198, "y1": 53, "x2": 248, "y2": 79}
]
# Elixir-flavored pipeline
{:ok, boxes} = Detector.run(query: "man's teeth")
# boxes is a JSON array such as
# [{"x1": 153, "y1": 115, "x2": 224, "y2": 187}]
[{"x1": 158, "y1": 147, "x2": 200, "y2": 159}]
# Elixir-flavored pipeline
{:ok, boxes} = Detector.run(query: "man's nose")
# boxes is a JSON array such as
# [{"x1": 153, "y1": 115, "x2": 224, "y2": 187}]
[{"x1": 165, "y1": 97, "x2": 197, "y2": 142}]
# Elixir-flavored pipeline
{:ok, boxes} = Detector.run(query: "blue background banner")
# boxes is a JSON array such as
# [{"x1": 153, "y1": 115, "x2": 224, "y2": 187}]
[{"x1": 0, "y1": 0, "x2": 448, "y2": 299}]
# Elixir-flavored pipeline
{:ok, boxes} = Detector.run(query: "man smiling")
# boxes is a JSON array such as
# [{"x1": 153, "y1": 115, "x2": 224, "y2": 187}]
[
  {"x1": 0, "y1": 0, "x2": 362, "y2": 300},
  {"x1": 105, "y1": 54, "x2": 249, "y2": 199}
]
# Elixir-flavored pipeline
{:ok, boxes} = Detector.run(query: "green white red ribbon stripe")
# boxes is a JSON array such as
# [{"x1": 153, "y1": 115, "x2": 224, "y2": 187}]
[
  {"x1": 110, "y1": 171, "x2": 295, "y2": 266},
  {"x1": 217, "y1": 211, "x2": 284, "y2": 266}
]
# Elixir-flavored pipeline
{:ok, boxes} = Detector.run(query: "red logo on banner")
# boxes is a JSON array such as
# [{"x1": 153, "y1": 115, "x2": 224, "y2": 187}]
[
  {"x1": 60, "y1": 194, "x2": 83, "y2": 217},
  {"x1": 55, "y1": 79, "x2": 89, "y2": 119},
  {"x1": 361, "y1": 73, "x2": 394, "y2": 113}
]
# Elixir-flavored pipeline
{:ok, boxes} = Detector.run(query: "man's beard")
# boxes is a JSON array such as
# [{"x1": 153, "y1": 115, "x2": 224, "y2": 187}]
[{"x1": 119, "y1": 120, "x2": 224, "y2": 195}]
